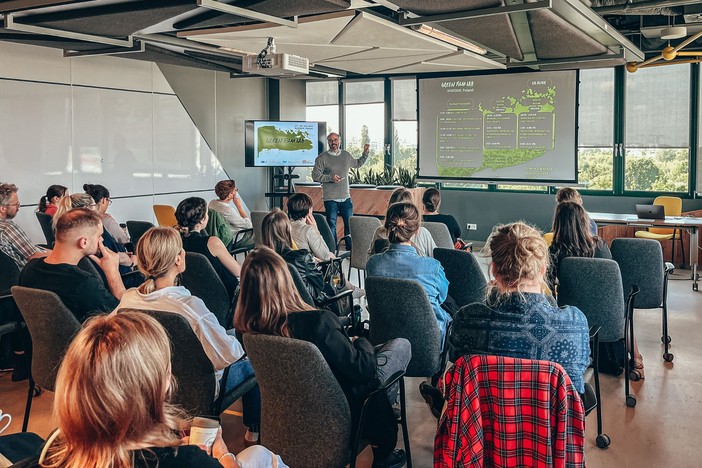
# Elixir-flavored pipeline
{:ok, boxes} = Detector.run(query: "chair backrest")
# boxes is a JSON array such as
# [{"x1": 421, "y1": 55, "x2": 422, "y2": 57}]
[
  {"x1": 35, "y1": 211, "x2": 55, "y2": 247},
  {"x1": 650, "y1": 196, "x2": 682, "y2": 235},
  {"x1": 365, "y1": 276, "x2": 442, "y2": 376},
  {"x1": 611, "y1": 238, "x2": 664, "y2": 309},
  {"x1": 180, "y1": 252, "x2": 231, "y2": 328},
  {"x1": 0, "y1": 250, "x2": 20, "y2": 293},
  {"x1": 349, "y1": 216, "x2": 381, "y2": 270},
  {"x1": 244, "y1": 334, "x2": 352, "y2": 468},
  {"x1": 126, "y1": 220, "x2": 155, "y2": 247},
  {"x1": 287, "y1": 264, "x2": 316, "y2": 307},
  {"x1": 250, "y1": 211, "x2": 269, "y2": 246},
  {"x1": 434, "y1": 248, "x2": 487, "y2": 308},
  {"x1": 76, "y1": 256, "x2": 102, "y2": 280},
  {"x1": 313, "y1": 213, "x2": 337, "y2": 252},
  {"x1": 153, "y1": 205, "x2": 177, "y2": 227},
  {"x1": 557, "y1": 257, "x2": 625, "y2": 342},
  {"x1": 423, "y1": 222, "x2": 454, "y2": 249},
  {"x1": 436, "y1": 354, "x2": 585, "y2": 467},
  {"x1": 11, "y1": 286, "x2": 81, "y2": 391},
  {"x1": 137, "y1": 309, "x2": 217, "y2": 416}
]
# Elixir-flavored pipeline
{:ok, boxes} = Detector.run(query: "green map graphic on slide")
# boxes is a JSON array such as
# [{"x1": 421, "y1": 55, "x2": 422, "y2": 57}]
[
  {"x1": 437, "y1": 85, "x2": 556, "y2": 178},
  {"x1": 257, "y1": 125, "x2": 313, "y2": 156}
]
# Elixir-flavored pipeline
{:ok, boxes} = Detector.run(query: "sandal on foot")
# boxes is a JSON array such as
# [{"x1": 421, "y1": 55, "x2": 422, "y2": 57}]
[{"x1": 633, "y1": 354, "x2": 645, "y2": 380}]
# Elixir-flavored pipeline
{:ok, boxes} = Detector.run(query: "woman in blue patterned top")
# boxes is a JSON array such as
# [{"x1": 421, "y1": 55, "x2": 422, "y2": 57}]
[{"x1": 449, "y1": 222, "x2": 590, "y2": 395}]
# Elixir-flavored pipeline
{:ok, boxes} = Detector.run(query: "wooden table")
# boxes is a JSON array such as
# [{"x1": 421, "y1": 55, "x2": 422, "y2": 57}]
[{"x1": 590, "y1": 212, "x2": 702, "y2": 291}]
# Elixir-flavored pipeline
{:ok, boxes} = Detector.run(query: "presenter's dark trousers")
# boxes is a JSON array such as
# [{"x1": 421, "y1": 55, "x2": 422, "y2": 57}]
[{"x1": 324, "y1": 198, "x2": 353, "y2": 251}]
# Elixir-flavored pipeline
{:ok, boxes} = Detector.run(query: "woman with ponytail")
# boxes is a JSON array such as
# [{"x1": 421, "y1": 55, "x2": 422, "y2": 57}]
[
  {"x1": 115, "y1": 227, "x2": 261, "y2": 445},
  {"x1": 421, "y1": 188, "x2": 462, "y2": 243},
  {"x1": 38, "y1": 185, "x2": 67, "y2": 216},
  {"x1": 366, "y1": 201, "x2": 450, "y2": 342}
]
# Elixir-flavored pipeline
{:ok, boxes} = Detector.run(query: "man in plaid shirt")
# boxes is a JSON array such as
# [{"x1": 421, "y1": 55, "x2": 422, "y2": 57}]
[{"x1": 0, "y1": 183, "x2": 49, "y2": 269}]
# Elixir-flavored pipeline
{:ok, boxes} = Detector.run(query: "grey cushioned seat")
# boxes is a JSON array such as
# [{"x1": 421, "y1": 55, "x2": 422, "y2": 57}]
[
  {"x1": 126, "y1": 220, "x2": 154, "y2": 247},
  {"x1": 423, "y1": 222, "x2": 454, "y2": 250},
  {"x1": 348, "y1": 216, "x2": 381, "y2": 287},
  {"x1": 434, "y1": 248, "x2": 487, "y2": 308},
  {"x1": 180, "y1": 252, "x2": 233, "y2": 329},
  {"x1": 35, "y1": 211, "x2": 55, "y2": 248},
  {"x1": 251, "y1": 211, "x2": 270, "y2": 247}
]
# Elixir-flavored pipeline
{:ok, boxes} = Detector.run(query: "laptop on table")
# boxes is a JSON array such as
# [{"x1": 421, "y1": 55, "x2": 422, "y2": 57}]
[{"x1": 635, "y1": 204, "x2": 665, "y2": 220}]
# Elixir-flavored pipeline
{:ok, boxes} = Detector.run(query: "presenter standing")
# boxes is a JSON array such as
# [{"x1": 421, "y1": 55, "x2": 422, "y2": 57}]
[{"x1": 311, "y1": 132, "x2": 369, "y2": 251}]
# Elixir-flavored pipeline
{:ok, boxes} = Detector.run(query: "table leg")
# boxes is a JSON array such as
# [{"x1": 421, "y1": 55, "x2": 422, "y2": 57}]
[{"x1": 690, "y1": 227, "x2": 699, "y2": 291}]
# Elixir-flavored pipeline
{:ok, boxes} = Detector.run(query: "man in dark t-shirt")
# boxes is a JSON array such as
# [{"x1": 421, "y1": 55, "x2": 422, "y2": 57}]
[{"x1": 19, "y1": 208, "x2": 125, "y2": 322}]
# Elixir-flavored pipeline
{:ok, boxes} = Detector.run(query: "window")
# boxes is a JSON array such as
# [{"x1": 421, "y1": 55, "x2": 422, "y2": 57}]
[
  {"x1": 344, "y1": 80, "x2": 385, "y2": 179},
  {"x1": 305, "y1": 81, "x2": 340, "y2": 181},
  {"x1": 624, "y1": 64, "x2": 689, "y2": 192},
  {"x1": 391, "y1": 78, "x2": 417, "y2": 172},
  {"x1": 578, "y1": 68, "x2": 615, "y2": 191}
]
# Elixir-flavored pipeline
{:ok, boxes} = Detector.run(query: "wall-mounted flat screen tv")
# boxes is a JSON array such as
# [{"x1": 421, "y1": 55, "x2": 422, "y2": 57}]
[{"x1": 245, "y1": 120, "x2": 326, "y2": 167}]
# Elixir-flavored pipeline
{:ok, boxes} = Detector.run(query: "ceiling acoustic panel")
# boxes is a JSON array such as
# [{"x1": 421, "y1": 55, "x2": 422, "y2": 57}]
[
  {"x1": 390, "y1": 0, "x2": 524, "y2": 60},
  {"x1": 377, "y1": 50, "x2": 505, "y2": 74},
  {"x1": 320, "y1": 49, "x2": 453, "y2": 74},
  {"x1": 526, "y1": 9, "x2": 607, "y2": 60}
]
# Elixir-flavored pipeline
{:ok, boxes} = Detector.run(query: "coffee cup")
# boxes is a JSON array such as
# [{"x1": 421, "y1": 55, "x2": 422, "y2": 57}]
[{"x1": 189, "y1": 416, "x2": 219, "y2": 455}]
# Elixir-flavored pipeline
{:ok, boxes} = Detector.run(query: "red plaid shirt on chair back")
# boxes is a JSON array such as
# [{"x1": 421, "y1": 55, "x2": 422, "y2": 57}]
[{"x1": 434, "y1": 355, "x2": 585, "y2": 468}]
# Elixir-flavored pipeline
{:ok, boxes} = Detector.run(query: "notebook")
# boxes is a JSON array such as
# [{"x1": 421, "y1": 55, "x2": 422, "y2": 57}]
[{"x1": 635, "y1": 204, "x2": 665, "y2": 220}]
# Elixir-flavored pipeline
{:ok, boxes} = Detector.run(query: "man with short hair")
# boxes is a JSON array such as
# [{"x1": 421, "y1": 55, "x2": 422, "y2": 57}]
[
  {"x1": 19, "y1": 208, "x2": 126, "y2": 322},
  {"x1": 0, "y1": 183, "x2": 49, "y2": 269},
  {"x1": 312, "y1": 133, "x2": 370, "y2": 251}
]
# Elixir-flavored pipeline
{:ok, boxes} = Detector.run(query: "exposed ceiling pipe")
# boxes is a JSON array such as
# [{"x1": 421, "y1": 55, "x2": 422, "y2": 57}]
[{"x1": 591, "y1": 0, "x2": 698, "y2": 15}]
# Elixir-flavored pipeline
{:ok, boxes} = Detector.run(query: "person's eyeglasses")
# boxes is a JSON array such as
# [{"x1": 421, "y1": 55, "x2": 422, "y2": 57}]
[
  {"x1": 4, "y1": 202, "x2": 20, "y2": 208},
  {"x1": 328, "y1": 138, "x2": 340, "y2": 142},
  {"x1": 107, "y1": 199, "x2": 113, "y2": 205}
]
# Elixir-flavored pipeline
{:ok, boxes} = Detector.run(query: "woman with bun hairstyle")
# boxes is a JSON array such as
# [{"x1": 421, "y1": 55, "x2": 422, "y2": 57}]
[
  {"x1": 83, "y1": 183, "x2": 129, "y2": 244},
  {"x1": 24, "y1": 310, "x2": 283, "y2": 467},
  {"x1": 421, "y1": 188, "x2": 462, "y2": 243},
  {"x1": 366, "y1": 201, "x2": 450, "y2": 342},
  {"x1": 38, "y1": 185, "x2": 67, "y2": 216}
]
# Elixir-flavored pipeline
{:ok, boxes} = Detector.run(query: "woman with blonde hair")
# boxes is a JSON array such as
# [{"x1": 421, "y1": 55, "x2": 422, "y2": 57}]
[
  {"x1": 24, "y1": 311, "x2": 284, "y2": 467},
  {"x1": 115, "y1": 227, "x2": 261, "y2": 445},
  {"x1": 369, "y1": 187, "x2": 436, "y2": 256},
  {"x1": 450, "y1": 222, "x2": 590, "y2": 396},
  {"x1": 235, "y1": 247, "x2": 410, "y2": 468}
]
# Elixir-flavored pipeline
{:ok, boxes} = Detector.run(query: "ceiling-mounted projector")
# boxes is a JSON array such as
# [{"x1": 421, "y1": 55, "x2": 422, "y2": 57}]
[{"x1": 242, "y1": 52, "x2": 309, "y2": 76}]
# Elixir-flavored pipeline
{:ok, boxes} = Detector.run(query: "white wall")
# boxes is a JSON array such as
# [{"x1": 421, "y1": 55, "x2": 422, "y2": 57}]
[{"x1": 0, "y1": 41, "x2": 272, "y2": 243}]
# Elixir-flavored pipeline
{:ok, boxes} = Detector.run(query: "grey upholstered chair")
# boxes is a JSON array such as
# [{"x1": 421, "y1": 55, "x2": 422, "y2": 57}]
[
  {"x1": 251, "y1": 210, "x2": 270, "y2": 247},
  {"x1": 366, "y1": 276, "x2": 442, "y2": 377},
  {"x1": 557, "y1": 257, "x2": 639, "y2": 407},
  {"x1": 126, "y1": 220, "x2": 154, "y2": 247},
  {"x1": 11, "y1": 286, "x2": 81, "y2": 431},
  {"x1": 243, "y1": 333, "x2": 410, "y2": 468},
  {"x1": 180, "y1": 252, "x2": 233, "y2": 329},
  {"x1": 348, "y1": 216, "x2": 381, "y2": 287},
  {"x1": 138, "y1": 309, "x2": 256, "y2": 416},
  {"x1": 434, "y1": 248, "x2": 488, "y2": 308},
  {"x1": 611, "y1": 238, "x2": 674, "y2": 362},
  {"x1": 35, "y1": 211, "x2": 55, "y2": 248},
  {"x1": 0, "y1": 251, "x2": 25, "y2": 386},
  {"x1": 423, "y1": 222, "x2": 454, "y2": 250}
]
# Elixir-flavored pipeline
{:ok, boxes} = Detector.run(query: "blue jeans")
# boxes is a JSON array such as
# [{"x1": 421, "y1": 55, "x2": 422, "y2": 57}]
[
  {"x1": 223, "y1": 359, "x2": 261, "y2": 429},
  {"x1": 324, "y1": 198, "x2": 354, "y2": 250}
]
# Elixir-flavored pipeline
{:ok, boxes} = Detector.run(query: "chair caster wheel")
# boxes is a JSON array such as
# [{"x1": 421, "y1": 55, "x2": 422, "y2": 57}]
[
  {"x1": 626, "y1": 395, "x2": 637, "y2": 407},
  {"x1": 661, "y1": 335, "x2": 671, "y2": 344},
  {"x1": 629, "y1": 369, "x2": 642, "y2": 381},
  {"x1": 663, "y1": 353, "x2": 674, "y2": 362},
  {"x1": 596, "y1": 434, "x2": 611, "y2": 449},
  {"x1": 693, "y1": 283, "x2": 698, "y2": 292}
]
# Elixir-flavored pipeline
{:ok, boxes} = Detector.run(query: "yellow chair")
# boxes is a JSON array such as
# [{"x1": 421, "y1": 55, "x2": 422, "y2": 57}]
[
  {"x1": 543, "y1": 232, "x2": 554, "y2": 247},
  {"x1": 634, "y1": 196, "x2": 685, "y2": 267},
  {"x1": 153, "y1": 204, "x2": 177, "y2": 228}
]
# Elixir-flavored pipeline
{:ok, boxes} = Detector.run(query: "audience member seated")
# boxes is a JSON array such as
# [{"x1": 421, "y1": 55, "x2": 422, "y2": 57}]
[
  {"x1": 556, "y1": 187, "x2": 597, "y2": 236},
  {"x1": 369, "y1": 188, "x2": 436, "y2": 257},
  {"x1": 53, "y1": 194, "x2": 138, "y2": 286},
  {"x1": 0, "y1": 182, "x2": 49, "y2": 269},
  {"x1": 366, "y1": 201, "x2": 450, "y2": 342},
  {"x1": 261, "y1": 208, "x2": 363, "y2": 302},
  {"x1": 114, "y1": 227, "x2": 261, "y2": 444},
  {"x1": 234, "y1": 247, "x2": 410, "y2": 468},
  {"x1": 12, "y1": 311, "x2": 284, "y2": 467},
  {"x1": 422, "y1": 188, "x2": 462, "y2": 244},
  {"x1": 84, "y1": 183, "x2": 129, "y2": 244},
  {"x1": 437, "y1": 222, "x2": 590, "y2": 412},
  {"x1": 19, "y1": 208, "x2": 125, "y2": 322},
  {"x1": 175, "y1": 197, "x2": 241, "y2": 298},
  {"x1": 286, "y1": 192, "x2": 334, "y2": 261},
  {"x1": 547, "y1": 201, "x2": 612, "y2": 291},
  {"x1": 37, "y1": 184, "x2": 67, "y2": 217},
  {"x1": 208, "y1": 179, "x2": 253, "y2": 248}
]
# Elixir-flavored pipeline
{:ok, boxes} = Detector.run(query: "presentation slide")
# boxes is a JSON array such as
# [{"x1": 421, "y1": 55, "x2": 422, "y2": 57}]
[
  {"x1": 246, "y1": 121, "x2": 320, "y2": 167},
  {"x1": 418, "y1": 70, "x2": 577, "y2": 183}
]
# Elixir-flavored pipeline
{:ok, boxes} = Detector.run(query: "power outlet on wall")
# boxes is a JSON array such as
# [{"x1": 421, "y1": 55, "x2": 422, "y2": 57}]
[{"x1": 467, "y1": 223, "x2": 477, "y2": 231}]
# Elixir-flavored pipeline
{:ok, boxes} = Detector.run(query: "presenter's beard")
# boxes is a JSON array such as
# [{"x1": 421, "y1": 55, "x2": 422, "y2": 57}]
[{"x1": 329, "y1": 141, "x2": 339, "y2": 152}]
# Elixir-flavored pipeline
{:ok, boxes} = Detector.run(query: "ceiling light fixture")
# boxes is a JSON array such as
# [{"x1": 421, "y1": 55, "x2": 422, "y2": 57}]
[
  {"x1": 660, "y1": 26, "x2": 687, "y2": 40},
  {"x1": 411, "y1": 24, "x2": 487, "y2": 55}
]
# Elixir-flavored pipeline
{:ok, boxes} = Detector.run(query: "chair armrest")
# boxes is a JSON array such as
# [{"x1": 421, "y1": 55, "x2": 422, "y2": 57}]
[
  {"x1": 336, "y1": 235, "x2": 351, "y2": 255},
  {"x1": 369, "y1": 370, "x2": 405, "y2": 397},
  {"x1": 233, "y1": 228, "x2": 254, "y2": 244},
  {"x1": 588, "y1": 326, "x2": 601, "y2": 341},
  {"x1": 0, "y1": 293, "x2": 14, "y2": 303},
  {"x1": 318, "y1": 289, "x2": 353, "y2": 308},
  {"x1": 336, "y1": 251, "x2": 351, "y2": 261}
]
